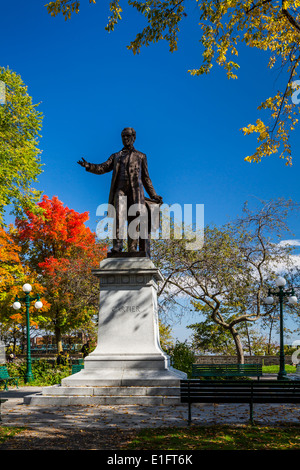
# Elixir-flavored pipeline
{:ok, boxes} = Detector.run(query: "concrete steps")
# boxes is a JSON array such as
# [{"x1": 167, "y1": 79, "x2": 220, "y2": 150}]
[{"x1": 24, "y1": 385, "x2": 182, "y2": 406}]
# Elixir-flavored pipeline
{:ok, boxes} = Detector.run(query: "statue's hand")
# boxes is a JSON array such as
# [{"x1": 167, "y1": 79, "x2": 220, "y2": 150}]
[
  {"x1": 153, "y1": 195, "x2": 163, "y2": 204},
  {"x1": 77, "y1": 157, "x2": 88, "y2": 168}
]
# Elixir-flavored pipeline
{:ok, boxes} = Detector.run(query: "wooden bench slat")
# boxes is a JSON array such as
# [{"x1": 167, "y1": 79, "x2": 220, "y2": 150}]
[{"x1": 191, "y1": 364, "x2": 262, "y2": 379}]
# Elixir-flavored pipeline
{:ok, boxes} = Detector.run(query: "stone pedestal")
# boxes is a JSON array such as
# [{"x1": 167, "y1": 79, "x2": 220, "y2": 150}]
[{"x1": 25, "y1": 257, "x2": 186, "y2": 405}]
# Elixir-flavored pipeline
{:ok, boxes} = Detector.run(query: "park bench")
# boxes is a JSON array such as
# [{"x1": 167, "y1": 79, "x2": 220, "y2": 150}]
[
  {"x1": 0, "y1": 366, "x2": 19, "y2": 391},
  {"x1": 71, "y1": 358, "x2": 84, "y2": 365},
  {"x1": 71, "y1": 364, "x2": 84, "y2": 374},
  {"x1": 192, "y1": 363, "x2": 262, "y2": 380},
  {"x1": 180, "y1": 379, "x2": 300, "y2": 425}
]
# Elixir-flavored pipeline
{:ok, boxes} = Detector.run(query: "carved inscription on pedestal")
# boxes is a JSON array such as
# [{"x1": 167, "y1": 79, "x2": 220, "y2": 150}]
[{"x1": 112, "y1": 305, "x2": 141, "y2": 313}]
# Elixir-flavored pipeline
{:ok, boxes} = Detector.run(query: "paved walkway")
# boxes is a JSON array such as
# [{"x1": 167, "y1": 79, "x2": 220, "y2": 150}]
[{"x1": 1, "y1": 385, "x2": 300, "y2": 430}]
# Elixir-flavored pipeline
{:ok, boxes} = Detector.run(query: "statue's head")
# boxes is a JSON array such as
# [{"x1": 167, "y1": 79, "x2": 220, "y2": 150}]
[{"x1": 121, "y1": 127, "x2": 136, "y2": 148}]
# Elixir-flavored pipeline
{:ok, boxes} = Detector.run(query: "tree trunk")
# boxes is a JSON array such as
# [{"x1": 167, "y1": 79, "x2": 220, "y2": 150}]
[
  {"x1": 245, "y1": 322, "x2": 252, "y2": 356},
  {"x1": 55, "y1": 325, "x2": 63, "y2": 353},
  {"x1": 230, "y1": 326, "x2": 244, "y2": 364}
]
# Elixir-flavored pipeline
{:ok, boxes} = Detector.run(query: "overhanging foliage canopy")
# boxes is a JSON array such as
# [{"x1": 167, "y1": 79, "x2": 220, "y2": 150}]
[{"x1": 46, "y1": 0, "x2": 300, "y2": 165}]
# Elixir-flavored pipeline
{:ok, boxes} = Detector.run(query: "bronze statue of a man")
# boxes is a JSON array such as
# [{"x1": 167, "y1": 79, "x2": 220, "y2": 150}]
[{"x1": 77, "y1": 127, "x2": 162, "y2": 255}]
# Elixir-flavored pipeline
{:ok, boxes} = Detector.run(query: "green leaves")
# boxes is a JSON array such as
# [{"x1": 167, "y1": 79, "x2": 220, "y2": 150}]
[
  {"x1": 105, "y1": 1, "x2": 123, "y2": 33},
  {"x1": 45, "y1": 0, "x2": 83, "y2": 19},
  {"x1": 127, "y1": 0, "x2": 186, "y2": 54},
  {"x1": 0, "y1": 67, "x2": 43, "y2": 225}
]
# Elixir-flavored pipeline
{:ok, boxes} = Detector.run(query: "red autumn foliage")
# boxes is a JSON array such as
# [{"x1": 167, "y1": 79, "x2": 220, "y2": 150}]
[
  {"x1": 16, "y1": 194, "x2": 107, "y2": 291},
  {"x1": 14, "y1": 195, "x2": 107, "y2": 347},
  {"x1": 16, "y1": 195, "x2": 99, "y2": 260}
]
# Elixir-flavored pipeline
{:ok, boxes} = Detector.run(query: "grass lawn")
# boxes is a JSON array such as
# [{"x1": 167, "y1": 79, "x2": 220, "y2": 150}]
[
  {"x1": 125, "y1": 425, "x2": 300, "y2": 450},
  {"x1": 0, "y1": 426, "x2": 24, "y2": 443},
  {"x1": 1, "y1": 424, "x2": 299, "y2": 450},
  {"x1": 262, "y1": 365, "x2": 296, "y2": 374}
]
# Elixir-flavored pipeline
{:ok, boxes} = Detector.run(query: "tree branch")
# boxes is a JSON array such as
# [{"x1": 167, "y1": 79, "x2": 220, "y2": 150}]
[
  {"x1": 270, "y1": 55, "x2": 300, "y2": 135},
  {"x1": 282, "y1": 2, "x2": 300, "y2": 33},
  {"x1": 245, "y1": 0, "x2": 272, "y2": 14}
]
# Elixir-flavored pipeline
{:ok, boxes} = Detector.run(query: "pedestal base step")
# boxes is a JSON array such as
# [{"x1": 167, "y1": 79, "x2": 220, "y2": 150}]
[{"x1": 24, "y1": 385, "x2": 181, "y2": 406}]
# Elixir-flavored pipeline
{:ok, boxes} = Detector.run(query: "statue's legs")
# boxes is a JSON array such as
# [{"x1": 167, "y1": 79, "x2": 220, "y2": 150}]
[
  {"x1": 128, "y1": 200, "x2": 149, "y2": 253},
  {"x1": 113, "y1": 189, "x2": 128, "y2": 252},
  {"x1": 139, "y1": 236, "x2": 150, "y2": 256},
  {"x1": 113, "y1": 189, "x2": 150, "y2": 253}
]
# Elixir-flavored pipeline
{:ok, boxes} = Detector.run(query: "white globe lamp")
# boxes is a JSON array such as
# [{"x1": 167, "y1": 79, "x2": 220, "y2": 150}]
[
  {"x1": 12, "y1": 301, "x2": 21, "y2": 310},
  {"x1": 288, "y1": 296, "x2": 298, "y2": 305},
  {"x1": 275, "y1": 277, "x2": 286, "y2": 287},
  {"x1": 264, "y1": 296, "x2": 274, "y2": 305},
  {"x1": 22, "y1": 283, "x2": 32, "y2": 293},
  {"x1": 35, "y1": 300, "x2": 43, "y2": 309}
]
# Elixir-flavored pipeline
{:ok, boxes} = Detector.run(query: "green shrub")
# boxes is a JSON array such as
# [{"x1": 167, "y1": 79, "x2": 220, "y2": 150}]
[
  {"x1": 6, "y1": 359, "x2": 71, "y2": 386},
  {"x1": 168, "y1": 341, "x2": 195, "y2": 378}
]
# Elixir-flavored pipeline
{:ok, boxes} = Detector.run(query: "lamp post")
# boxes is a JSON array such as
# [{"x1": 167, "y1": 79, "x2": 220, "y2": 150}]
[
  {"x1": 12, "y1": 283, "x2": 43, "y2": 383},
  {"x1": 264, "y1": 276, "x2": 297, "y2": 381}
]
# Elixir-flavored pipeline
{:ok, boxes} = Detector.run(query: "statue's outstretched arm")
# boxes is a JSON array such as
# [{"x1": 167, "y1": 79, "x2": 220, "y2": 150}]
[{"x1": 77, "y1": 155, "x2": 114, "y2": 175}]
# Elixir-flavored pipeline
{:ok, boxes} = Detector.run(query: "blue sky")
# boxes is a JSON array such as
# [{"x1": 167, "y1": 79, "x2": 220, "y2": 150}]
[{"x1": 2, "y1": 0, "x2": 300, "y2": 342}]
